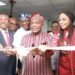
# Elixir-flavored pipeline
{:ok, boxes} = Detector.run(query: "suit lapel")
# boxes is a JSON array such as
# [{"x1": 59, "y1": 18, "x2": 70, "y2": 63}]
[{"x1": 0, "y1": 31, "x2": 7, "y2": 47}]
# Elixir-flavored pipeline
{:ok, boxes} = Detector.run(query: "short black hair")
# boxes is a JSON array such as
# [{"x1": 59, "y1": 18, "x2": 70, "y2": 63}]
[{"x1": 51, "y1": 20, "x2": 59, "y2": 27}]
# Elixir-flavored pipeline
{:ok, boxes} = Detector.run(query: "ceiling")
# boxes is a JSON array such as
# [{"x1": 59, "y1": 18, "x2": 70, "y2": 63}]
[{"x1": 0, "y1": 0, "x2": 75, "y2": 20}]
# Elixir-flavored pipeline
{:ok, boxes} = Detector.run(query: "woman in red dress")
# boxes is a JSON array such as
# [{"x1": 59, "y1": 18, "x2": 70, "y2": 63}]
[
  {"x1": 58, "y1": 10, "x2": 75, "y2": 75},
  {"x1": 35, "y1": 10, "x2": 75, "y2": 75}
]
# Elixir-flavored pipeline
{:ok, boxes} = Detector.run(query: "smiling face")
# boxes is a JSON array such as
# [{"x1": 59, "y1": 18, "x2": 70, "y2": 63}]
[
  {"x1": 58, "y1": 13, "x2": 71, "y2": 30},
  {"x1": 30, "y1": 19, "x2": 43, "y2": 34},
  {"x1": 0, "y1": 14, "x2": 9, "y2": 30},
  {"x1": 21, "y1": 19, "x2": 30, "y2": 30}
]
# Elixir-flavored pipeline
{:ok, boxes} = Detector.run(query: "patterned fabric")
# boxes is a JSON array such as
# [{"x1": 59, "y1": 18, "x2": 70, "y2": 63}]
[
  {"x1": 21, "y1": 32, "x2": 53, "y2": 75},
  {"x1": 58, "y1": 29, "x2": 75, "y2": 75},
  {"x1": 19, "y1": 12, "x2": 31, "y2": 20},
  {"x1": 30, "y1": 14, "x2": 43, "y2": 22},
  {"x1": 49, "y1": 32, "x2": 59, "y2": 46}
]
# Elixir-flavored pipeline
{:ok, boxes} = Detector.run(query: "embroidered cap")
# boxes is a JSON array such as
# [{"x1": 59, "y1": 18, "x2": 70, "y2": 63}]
[
  {"x1": 30, "y1": 13, "x2": 44, "y2": 22},
  {"x1": 19, "y1": 12, "x2": 31, "y2": 20}
]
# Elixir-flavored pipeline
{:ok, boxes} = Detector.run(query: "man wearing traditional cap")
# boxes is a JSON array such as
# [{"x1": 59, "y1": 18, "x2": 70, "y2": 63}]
[
  {"x1": 21, "y1": 13, "x2": 53, "y2": 75},
  {"x1": 13, "y1": 12, "x2": 31, "y2": 47},
  {"x1": 12, "y1": 12, "x2": 31, "y2": 75}
]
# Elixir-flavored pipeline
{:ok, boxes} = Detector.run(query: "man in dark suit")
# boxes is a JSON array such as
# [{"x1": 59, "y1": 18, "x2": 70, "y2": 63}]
[{"x1": 0, "y1": 14, "x2": 16, "y2": 75}]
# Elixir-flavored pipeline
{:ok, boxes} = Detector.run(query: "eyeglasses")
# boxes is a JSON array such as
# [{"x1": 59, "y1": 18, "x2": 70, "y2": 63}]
[{"x1": 9, "y1": 22, "x2": 17, "y2": 25}]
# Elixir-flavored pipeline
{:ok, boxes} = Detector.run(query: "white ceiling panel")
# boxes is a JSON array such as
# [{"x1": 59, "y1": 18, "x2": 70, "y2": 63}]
[{"x1": 0, "y1": 0, "x2": 75, "y2": 20}]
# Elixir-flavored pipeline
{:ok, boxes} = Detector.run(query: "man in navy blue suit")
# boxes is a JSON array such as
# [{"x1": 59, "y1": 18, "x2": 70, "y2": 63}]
[{"x1": 0, "y1": 14, "x2": 16, "y2": 75}]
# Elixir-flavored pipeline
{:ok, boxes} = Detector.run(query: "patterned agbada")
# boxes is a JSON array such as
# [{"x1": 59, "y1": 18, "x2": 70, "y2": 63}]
[
  {"x1": 21, "y1": 32, "x2": 53, "y2": 75},
  {"x1": 58, "y1": 29, "x2": 75, "y2": 75}
]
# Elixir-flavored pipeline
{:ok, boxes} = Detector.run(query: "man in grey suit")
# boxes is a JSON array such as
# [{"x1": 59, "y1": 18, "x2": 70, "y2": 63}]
[{"x1": 0, "y1": 14, "x2": 16, "y2": 75}]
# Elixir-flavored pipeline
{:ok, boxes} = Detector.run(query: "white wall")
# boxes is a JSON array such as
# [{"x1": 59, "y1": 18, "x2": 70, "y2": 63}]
[
  {"x1": 42, "y1": 19, "x2": 51, "y2": 32},
  {"x1": 42, "y1": 19, "x2": 48, "y2": 32}
]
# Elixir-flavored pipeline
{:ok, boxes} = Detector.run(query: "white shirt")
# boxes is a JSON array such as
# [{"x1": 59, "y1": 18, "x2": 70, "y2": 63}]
[{"x1": 13, "y1": 27, "x2": 31, "y2": 47}]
